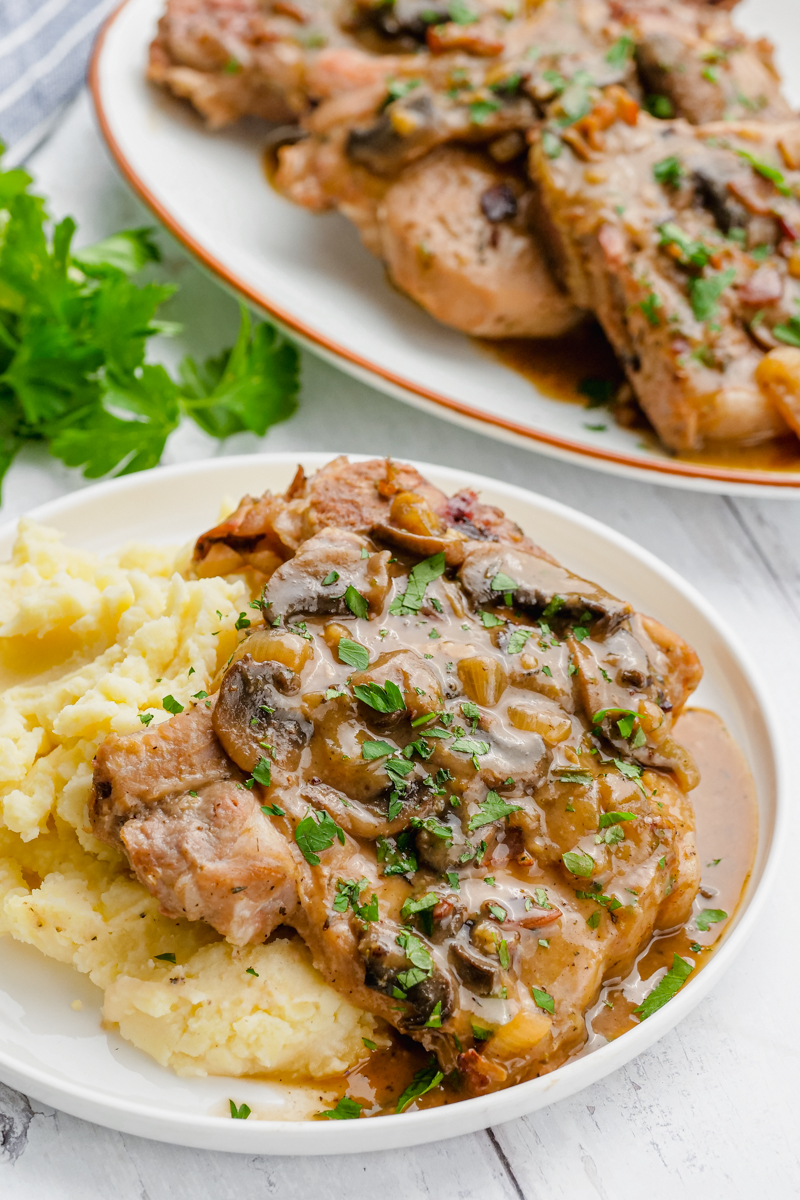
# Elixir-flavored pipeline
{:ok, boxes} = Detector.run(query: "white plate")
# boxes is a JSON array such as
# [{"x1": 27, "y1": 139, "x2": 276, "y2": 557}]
[
  {"x1": 89, "y1": 0, "x2": 800, "y2": 497},
  {"x1": 0, "y1": 453, "x2": 784, "y2": 1153}
]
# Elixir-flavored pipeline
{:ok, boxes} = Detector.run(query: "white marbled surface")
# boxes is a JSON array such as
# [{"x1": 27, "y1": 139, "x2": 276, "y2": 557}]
[{"x1": 0, "y1": 93, "x2": 798, "y2": 1200}]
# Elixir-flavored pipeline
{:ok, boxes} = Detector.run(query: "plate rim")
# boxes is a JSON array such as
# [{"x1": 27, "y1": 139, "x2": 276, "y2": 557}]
[
  {"x1": 0, "y1": 451, "x2": 787, "y2": 1153},
  {"x1": 87, "y1": 0, "x2": 800, "y2": 496}
]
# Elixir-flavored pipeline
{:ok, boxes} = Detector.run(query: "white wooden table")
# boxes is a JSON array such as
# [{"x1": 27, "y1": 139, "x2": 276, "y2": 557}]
[{"x1": 1, "y1": 94, "x2": 798, "y2": 1200}]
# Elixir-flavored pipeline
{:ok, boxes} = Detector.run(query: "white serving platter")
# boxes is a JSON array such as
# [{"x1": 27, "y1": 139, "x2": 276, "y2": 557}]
[
  {"x1": 89, "y1": 0, "x2": 800, "y2": 497},
  {"x1": 0, "y1": 453, "x2": 784, "y2": 1153}
]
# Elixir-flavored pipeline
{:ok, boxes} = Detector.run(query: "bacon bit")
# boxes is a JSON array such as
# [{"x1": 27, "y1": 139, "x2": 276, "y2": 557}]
[
  {"x1": 517, "y1": 849, "x2": 534, "y2": 866},
  {"x1": 738, "y1": 265, "x2": 783, "y2": 305},
  {"x1": 514, "y1": 903, "x2": 563, "y2": 929},
  {"x1": 432, "y1": 899, "x2": 455, "y2": 922},
  {"x1": 458, "y1": 1048, "x2": 508, "y2": 1093},
  {"x1": 426, "y1": 19, "x2": 505, "y2": 56}
]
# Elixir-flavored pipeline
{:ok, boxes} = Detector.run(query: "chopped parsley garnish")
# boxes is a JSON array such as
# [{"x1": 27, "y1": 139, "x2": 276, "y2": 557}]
[
  {"x1": 653, "y1": 155, "x2": 684, "y2": 189},
  {"x1": 154, "y1": 952, "x2": 176, "y2": 963},
  {"x1": 506, "y1": 627, "x2": 533, "y2": 655},
  {"x1": 773, "y1": 301, "x2": 800, "y2": 348},
  {"x1": 344, "y1": 585, "x2": 368, "y2": 620},
  {"x1": 139, "y1": 713, "x2": 153, "y2": 726},
  {"x1": 498, "y1": 939, "x2": 511, "y2": 969},
  {"x1": 245, "y1": 967, "x2": 259, "y2": 976},
  {"x1": 401, "y1": 892, "x2": 439, "y2": 921},
  {"x1": 192, "y1": 690, "x2": 208, "y2": 700},
  {"x1": 319, "y1": 1097, "x2": 364, "y2": 1120},
  {"x1": 480, "y1": 610, "x2": 506, "y2": 628},
  {"x1": 557, "y1": 770, "x2": 593, "y2": 785},
  {"x1": 472, "y1": 1024, "x2": 493, "y2": 1041},
  {"x1": 469, "y1": 98, "x2": 501, "y2": 125},
  {"x1": 562, "y1": 850, "x2": 594, "y2": 878},
  {"x1": 695, "y1": 908, "x2": 727, "y2": 932},
  {"x1": 689, "y1": 268, "x2": 736, "y2": 322},
  {"x1": 534, "y1": 887, "x2": 551, "y2": 909},
  {"x1": 386, "y1": 78, "x2": 422, "y2": 103},
  {"x1": 424, "y1": 1000, "x2": 443, "y2": 1028},
  {"x1": 261, "y1": 802, "x2": 285, "y2": 817},
  {"x1": 361, "y1": 740, "x2": 395, "y2": 760},
  {"x1": 658, "y1": 222, "x2": 711, "y2": 269},
  {"x1": 531, "y1": 986, "x2": 555, "y2": 1014},
  {"x1": 599, "y1": 810, "x2": 636, "y2": 827},
  {"x1": 446, "y1": 871, "x2": 460, "y2": 889},
  {"x1": 467, "y1": 790, "x2": 521, "y2": 831},
  {"x1": 363, "y1": 1038, "x2": 377, "y2": 1050},
  {"x1": 338, "y1": 636, "x2": 369, "y2": 671},
  {"x1": 491, "y1": 571, "x2": 517, "y2": 593},
  {"x1": 353, "y1": 679, "x2": 405, "y2": 713},
  {"x1": 235, "y1": 612, "x2": 251, "y2": 631},
  {"x1": 162, "y1": 695, "x2": 184, "y2": 715},
  {"x1": 250, "y1": 757, "x2": 272, "y2": 787},
  {"x1": 645, "y1": 94, "x2": 674, "y2": 118},
  {"x1": 385, "y1": 757, "x2": 415, "y2": 786},
  {"x1": 294, "y1": 808, "x2": 345, "y2": 865},
  {"x1": 377, "y1": 833, "x2": 418, "y2": 877},
  {"x1": 639, "y1": 291, "x2": 662, "y2": 327},
  {"x1": 736, "y1": 149, "x2": 791, "y2": 196},
  {"x1": 395, "y1": 930, "x2": 434, "y2": 991},
  {"x1": 229, "y1": 1101, "x2": 251, "y2": 1119},
  {"x1": 461, "y1": 700, "x2": 481, "y2": 727},
  {"x1": 451, "y1": 736, "x2": 490, "y2": 757},
  {"x1": 321, "y1": 570, "x2": 340, "y2": 585},
  {"x1": 389, "y1": 553, "x2": 446, "y2": 615},
  {"x1": 396, "y1": 1059, "x2": 444, "y2": 1113},
  {"x1": 541, "y1": 129, "x2": 562, "y2": 159},
  {"x1": 634, "y1": 954, "x2": 693, "y2": 1019},
  {"x1": 333, "y1": 877, "x2": 379, "y2": 922}
]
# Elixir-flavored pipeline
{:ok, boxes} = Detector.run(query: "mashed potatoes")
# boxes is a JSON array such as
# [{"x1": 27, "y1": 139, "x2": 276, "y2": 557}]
[{"x1": 0, "y1": 520, "x2": 375, "y2": 1079}]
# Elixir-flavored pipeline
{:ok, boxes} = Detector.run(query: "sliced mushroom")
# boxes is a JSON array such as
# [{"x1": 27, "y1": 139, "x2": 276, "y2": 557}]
[
  {"x1": 350, "y1": 649, "x2": 443, "y2": 727},
  {"x1": 262, "y1": 527, "x2": 390, "y2": 622},
  {"x1": 300, "y1": 777, "x2": 442, "y2": 840},
  {"x1": 213, "y1": 655, "x2": 311, "y2": 772},
  {"x1": 459, "y1": 545, "x2": 632, "y2": 634},
  {"x1": 415, "y1": 810, "x2": 468, "y2": 872},
  {"x1": 358, "y1": 920, "x2": 456, "y2": 1028},
  {"x1": 449, "y1": 940, "x2": 501, "y2": 997}
]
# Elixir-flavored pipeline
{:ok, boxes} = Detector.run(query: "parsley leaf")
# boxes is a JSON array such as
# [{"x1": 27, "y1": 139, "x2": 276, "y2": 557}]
[
  {"x1": 531, "y1": 986, "x2": 555, "y2": 1014},
  {"x1": 557, "y1": 770, "x2": 593, "y2": 785},
  {"x1": 491, "y1": 571, "x2": 517, "y2": 593},
  {"x1": 467, "y1": 790, "x2": 521, "y2": 831},
  {"x1": 377, "y1": 834, "x2": 418, "y2": 877},
  {"x1": 598, "y1": 810, "x2": 636, "y2": 827},
  {"x1": 154, "y1": 952, "x2": 176, "y2": 963},
  {"x1": 634, "y1": 954, "x2": 693, "y2": 1019},
  {"x1": 396, "y1": 929, "x2": 433, "y2": 990},
  {"x1": 396, "y1": 1060, "x2": 444, "y2": 1113},
  {"x1": 361, "y1": 740, "x2": 395, "y2": 760},
  {"x1": 294, "y1": 808, "x2": 345, "y2": 865},
  {"x1": 653, "y1": 155, "x2": 684, "y2": 189},
  {"x1": 506, "y1": 627, "x2": 533, "y2": 655},
  {"x1": 480, "y1": 610, "x2": 506, "y2": 628},
  {"x1": 353, "y1": 679, "x2": 405, "y2": 713},
  {"x1": 451, "y1": 736, "x2": 490, "y2": 756},
  {"x1": 562, "y1": 850, "x2": 595, "y2": 877},
  {"x1": 689, "y1": 268, "x2": 736, "y2": 322},
  {"x1": 162, "y1": 695, "x2": 183, "y2": 715},
  {"x1": 389, "y1": 553, "x2": 446, "y2": 615},
  {"x1": 736, "y1": 149, "x2": 791, "y2": 196},
  {"x1": 261, "y1": 802, "x2": 285, "y2": 817},
  {"x1": 344, "y1": 585, "x2": 368, "y2": 619},
  {"x1": 695, "y1": 908, "x2": 727, "y2": 932},
  {"x1": 401, "y1": 892, "x2": 439, "y2": 921},
  {"x1": 338, "y1": 636, "x2": 369, "y2": 671},
  {"x1": 251, "y1": 756, "x2": 272, "y2": 787},
  {"x1": 229, "y1": 1100, "x2": 251, "y2": 1120},
  {"x1": 318, "y1": 1097, "x2": 364, "y2": 1120}
]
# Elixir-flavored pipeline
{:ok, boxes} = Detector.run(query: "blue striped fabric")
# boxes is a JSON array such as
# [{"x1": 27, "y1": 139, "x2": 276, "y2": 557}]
[{"x1": 0, "y1": 0, "x2": 118, "y2": 165}]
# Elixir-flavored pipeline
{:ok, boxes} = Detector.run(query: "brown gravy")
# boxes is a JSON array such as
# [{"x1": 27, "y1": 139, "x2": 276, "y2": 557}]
[
  {"x1": 479, "y1": 329, "x2": 800, "y2": 477},
  {"x1": 337, "y1": 707, "x2": 758, "y2": 1113}
]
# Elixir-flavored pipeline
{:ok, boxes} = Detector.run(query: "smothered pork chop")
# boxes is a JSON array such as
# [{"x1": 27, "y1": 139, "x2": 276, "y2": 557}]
[{"x1": 91, "y1": 458, "x2": 702, "y2": 1096}]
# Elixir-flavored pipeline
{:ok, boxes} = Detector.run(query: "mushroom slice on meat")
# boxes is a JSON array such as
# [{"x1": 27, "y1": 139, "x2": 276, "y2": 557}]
[
  {"x1": 213, "y1": 655, "x2": 311, "y2": 773},
  {"x1": 358, "y1": 919, "x2": 456, "y2": 1029},
  {"x1": 350, "y1": 649, "x2": 443, "y2": 727},
  {"x1": 298, "y1": 776, "x2": 442, "y2": 839},
  {"x1": 459, "y1": 544, "x2": 632, "y2": 634},
  {"x1": 448, "y1": 941, "x2": 501, "y2": 997},
  {"x1": 262, "y1": 527, "x2": 391, "y2": 621}
]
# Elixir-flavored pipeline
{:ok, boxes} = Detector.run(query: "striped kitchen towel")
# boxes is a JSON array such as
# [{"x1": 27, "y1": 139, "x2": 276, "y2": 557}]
[{"x1": 0, "y1": 0, "x2": 118, "y2": 166}]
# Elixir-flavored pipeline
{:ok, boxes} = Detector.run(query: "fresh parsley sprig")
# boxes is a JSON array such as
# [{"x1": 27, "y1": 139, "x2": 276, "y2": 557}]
[{"x1": 0, "y1": 151, "x2": 299, "y2": 497}]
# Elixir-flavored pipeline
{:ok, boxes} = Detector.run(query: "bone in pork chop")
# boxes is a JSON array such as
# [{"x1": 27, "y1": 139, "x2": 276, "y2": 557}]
[
  {"x1": 529, "y1": 105, "x2": 800, "y2": 450},
  {"x1": 91, "y1": 457, "x2": 703, "y2": 1095}
]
